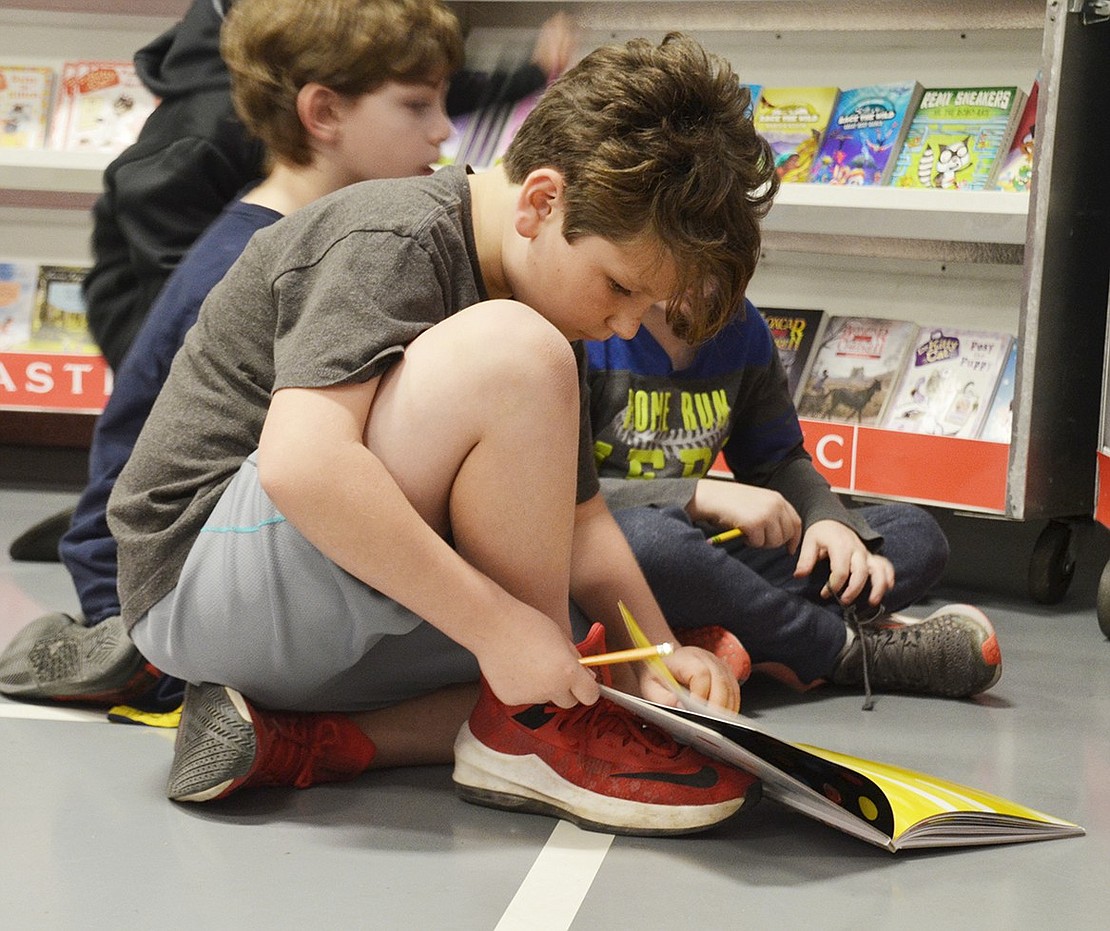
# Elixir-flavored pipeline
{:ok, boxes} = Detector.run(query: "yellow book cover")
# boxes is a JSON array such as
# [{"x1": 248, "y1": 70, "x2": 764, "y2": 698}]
[
  {"x1": 752, "y1": 86, "x2": 839, "y2": 183},
  {"x1": 604, "y1": 686, "x2": 1083, "y2": 852},
  {"x1": 606, "y1": 602, "x2": 1082, "y2": 852},
  {"x1": 0, "y1": 65, "x2": 54, "y2": 149}
]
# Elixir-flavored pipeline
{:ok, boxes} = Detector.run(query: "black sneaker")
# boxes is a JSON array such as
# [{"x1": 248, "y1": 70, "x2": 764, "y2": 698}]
[
  {"x1": 0, "y1": 613, "x2": 159, "y2": 704},
  {"x1": 832, "y1": 603, "x2": 1002, "y2": 701}
]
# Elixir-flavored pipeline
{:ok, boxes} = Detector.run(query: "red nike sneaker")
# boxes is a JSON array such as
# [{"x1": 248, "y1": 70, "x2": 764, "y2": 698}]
[
  {"x1": 453, "y1": 623, "x2": 760, "y2": 836},
  {"x1": 167, "y1": 683, "x2": 376, "y2": 802}
]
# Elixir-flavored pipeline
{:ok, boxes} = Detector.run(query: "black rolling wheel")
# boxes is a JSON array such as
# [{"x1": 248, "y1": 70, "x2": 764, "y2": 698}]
[
  {"x1": 1098, "y1": 561, "x2": 1110, "y2": 639},
  {"x1": 1028, "y1": 520, "x2": 1076, "y2": 605}
]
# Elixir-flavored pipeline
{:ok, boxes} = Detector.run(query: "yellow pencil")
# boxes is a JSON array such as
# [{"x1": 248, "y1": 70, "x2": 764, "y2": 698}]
[
  {"x1": 707, "y1": 527, "x2": 744, "y2": 545},
  {"x1": 579, "y1": 642, "x2": 674, "y2": 667}
]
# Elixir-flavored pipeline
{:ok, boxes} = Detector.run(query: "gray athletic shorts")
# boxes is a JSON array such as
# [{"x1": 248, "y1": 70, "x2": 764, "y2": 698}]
[{"x1": 131, "y1": 452, "x2": 481, "y2": 711}]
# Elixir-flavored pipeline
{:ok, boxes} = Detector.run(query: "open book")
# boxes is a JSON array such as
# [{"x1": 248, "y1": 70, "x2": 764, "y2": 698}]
[
  {"x1": 604, "y1": 686, "x2": 1082, "y2": 852},
  {"x1": 609, "y1": 603, "x2": 1083, "y2": 852}
]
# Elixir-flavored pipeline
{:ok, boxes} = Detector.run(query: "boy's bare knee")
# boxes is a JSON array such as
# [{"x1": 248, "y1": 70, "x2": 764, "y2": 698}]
[{"x1": 458, "y1": 300, "x2": 578, "y2": 394}]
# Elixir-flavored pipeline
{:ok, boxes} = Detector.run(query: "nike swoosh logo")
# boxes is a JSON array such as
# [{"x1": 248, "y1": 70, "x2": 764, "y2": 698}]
[{"x1": 615, "y1": 766, "x2": 720, "y2": 788}]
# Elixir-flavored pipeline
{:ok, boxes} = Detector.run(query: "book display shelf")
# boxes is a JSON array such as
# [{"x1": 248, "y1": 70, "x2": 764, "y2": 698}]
[
  {"x1": 0, "y1": 2, "x2": 178, "y2": 461},
  {"x1": 2, "y1": 1, "x2": 1109, "y2": 603}
]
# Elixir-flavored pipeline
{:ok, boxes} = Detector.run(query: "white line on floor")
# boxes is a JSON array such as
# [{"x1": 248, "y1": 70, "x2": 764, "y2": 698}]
[
  {"x1": 495, "y1": 820, "x2": 614, "y2": 930},
  {"x1": 0, "y1": 701, "x2": 104, "y2": 723}
]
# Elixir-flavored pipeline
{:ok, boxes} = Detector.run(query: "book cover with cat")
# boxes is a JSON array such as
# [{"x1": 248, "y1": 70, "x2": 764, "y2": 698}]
[
  {"x1": 752, "y1": 86, "x2": 839, "y2": 183},
  {"x1": 795, "y1": 316, "x2": 918, "y2": 426},
  {"x1": 888, "y1": 85, "x2": 1027, "y2": 191},
  {"x1": 882, "y1": 325, "x2": 1014, "y2": 438},
  {"x1": 809, "y1": 82, "x2": 924, "y2": 186}
]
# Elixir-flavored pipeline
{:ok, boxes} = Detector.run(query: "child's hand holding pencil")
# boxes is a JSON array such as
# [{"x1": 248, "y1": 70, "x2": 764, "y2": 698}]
[
  {"x1": 579, "y1": 642, "x2": 674, "y2": 667},
  {"x1": 707, "y1": 527, "x2": 744, "y2": 546}
]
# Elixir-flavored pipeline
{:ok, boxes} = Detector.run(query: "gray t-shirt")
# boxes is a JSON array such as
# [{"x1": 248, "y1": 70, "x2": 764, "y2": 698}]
[{"x1": 110, "y1": 166, "x2": 599, "y2": 626}]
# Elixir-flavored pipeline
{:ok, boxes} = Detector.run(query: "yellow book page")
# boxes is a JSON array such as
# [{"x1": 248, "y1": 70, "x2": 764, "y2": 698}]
[{"x1": 800, "y1": 743, "x2": 1080, "y2": 840}]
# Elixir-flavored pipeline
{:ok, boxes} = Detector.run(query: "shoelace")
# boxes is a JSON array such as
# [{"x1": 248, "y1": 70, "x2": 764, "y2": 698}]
[
  {"x1": 838, "y1": 598, "x2": 887, "y2": 712},
  {"x1": 257, "y1": 713, "x2": 340, "y2": 789},
  {"x1": 554, "y1": 696, "x2": 681, "y2": 759}
]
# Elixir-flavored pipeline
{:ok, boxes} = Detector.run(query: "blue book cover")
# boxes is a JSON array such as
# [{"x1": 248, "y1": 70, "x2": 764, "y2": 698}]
[
  {"x1": 740, "y1": 82, "x2": 762, "y2": 119},
  {"x1": 0, "y1": 260, "x2": 37, "y2": 351},
  {"x1": 809, "y1": 82, "x2": 924, "y2": 186}
]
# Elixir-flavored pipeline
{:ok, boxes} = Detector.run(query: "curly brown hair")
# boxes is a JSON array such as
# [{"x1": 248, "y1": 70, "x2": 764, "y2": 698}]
[
  {"x1": 221, "y1": 0, "x2": 463, "y2": 166},
  {"x1": 504, "y1": 33, "x2": 777, "y2": 343}
]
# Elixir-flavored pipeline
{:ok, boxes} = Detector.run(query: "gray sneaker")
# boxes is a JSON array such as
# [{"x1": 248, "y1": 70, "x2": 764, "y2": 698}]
[
  {"x1": 0, "y1": 613, "x2": 155, "y2": 704},
  {"x1": 832, "y1": 603, "x2": 1002, "y2": 702}
]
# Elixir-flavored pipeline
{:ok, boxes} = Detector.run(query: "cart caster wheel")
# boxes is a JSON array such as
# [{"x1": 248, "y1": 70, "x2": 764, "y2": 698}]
[
  {"x1": 1098, "y1": 561, "x2": 1110, "y2": 639},
  {"x1": 1028, "y1": 520, "x2": 1075, "y2": 605}
]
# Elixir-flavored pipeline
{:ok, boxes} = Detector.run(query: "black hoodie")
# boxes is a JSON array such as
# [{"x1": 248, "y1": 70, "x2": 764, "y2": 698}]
[
  {"x1": 83, "y1": 0, "x2": 264, "y2": 371},
  {"x1": 83, "y1": 0, "x2": 546, "y2": 371}
]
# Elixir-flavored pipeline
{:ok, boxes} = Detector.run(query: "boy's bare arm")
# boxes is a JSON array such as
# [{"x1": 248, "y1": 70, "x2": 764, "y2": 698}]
[
  {"x1": 569, "y1": 494, "x2": 740, "y2": 711},
  {"x1": 257, "y1": 381, "x2": 598, "y2": 709}
]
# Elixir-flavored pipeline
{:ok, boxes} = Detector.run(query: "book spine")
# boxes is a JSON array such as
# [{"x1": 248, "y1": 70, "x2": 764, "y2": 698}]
[
  {"x1": 985, "y1": 90, "x2": 1029, "y2": 189},
  {"x1": 879, "y1": 82, "x2": 925, "y2": 186}
]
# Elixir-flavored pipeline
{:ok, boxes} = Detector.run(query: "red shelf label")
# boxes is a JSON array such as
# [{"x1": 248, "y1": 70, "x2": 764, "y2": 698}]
[
  {"x1": 711, "y1": 419, "x2": 1009, "y2": 514},
  {"x1": 0, "y1": 351, "x2": 112, "y2": 413}
]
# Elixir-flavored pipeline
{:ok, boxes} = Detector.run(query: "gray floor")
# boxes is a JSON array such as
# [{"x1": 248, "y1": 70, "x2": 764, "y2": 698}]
[{"x1": 2, "y1": 484, "x2": 1109, "y2": 930}]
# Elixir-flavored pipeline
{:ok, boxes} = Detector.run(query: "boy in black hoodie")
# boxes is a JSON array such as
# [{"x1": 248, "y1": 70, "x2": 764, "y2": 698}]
[
  {"x1": 85, "y1": 0, "x2": 576, "y2": 372},
  {"x1": 8, "y1": 0, "x2": 575, "y2": 562}
]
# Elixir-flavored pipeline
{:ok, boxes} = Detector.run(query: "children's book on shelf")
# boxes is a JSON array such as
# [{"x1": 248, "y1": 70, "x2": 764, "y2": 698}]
[
  {"x1": 888, "y1": 85, "x2": 1027, "y2": 190},
  {"x1": 795, "y1": 316, "x2": 918, "y2": 426},
  {"x1": 488, "y1": 88, "x2": 544, "y2": 166},
  {"x1": 978, "y1": 339, "x2": 1018, "y2": 443},
  {"x1": 608, "y1": 602, "x2": 1082, "y2": 852},
  {"x1": 444, "y1": 102, "x2": 513, "y2": 169},
  {"x1": 752, "y1": 86, "x2": 839, "y2": 183},
  {"x1": 29, "y1": 265, "x2": 98, "y2": 354},
  {"x1": 0, "y1": 261, "x2": 38, "y2": 350},
  {"x1": 993, "y1": 78, "x2": 1039, "y2": 193},
  {"x1": 1, "y1": 262, "x2": 110, "y2": 413},
  {"x1": 739, "y1": 82, "x2": 762, "y2": 118},
  {"x1": 759, "y1": 306, "x2": 827, "y2": 405},
  {"x1": 881, "y1": 325, "x2": 1014, "y2": 439},
  {"x1": 809, "y1": 82, "x2": 924, "y2": 186},
  {"x1": 0, "y1": 64, "x2": 54, "y2": 149},
  {"x1": 48, "y1": 60, "x2": 157, "y2": 154}
]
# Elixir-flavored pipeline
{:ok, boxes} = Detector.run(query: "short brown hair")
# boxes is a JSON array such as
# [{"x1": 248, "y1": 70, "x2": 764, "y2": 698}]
[
  {"x1": 222, "y1": 0, "x2": 463, "y2": 166},
  {"x1": 504, "y1": 33, "x2": 777, "y2": 342}
]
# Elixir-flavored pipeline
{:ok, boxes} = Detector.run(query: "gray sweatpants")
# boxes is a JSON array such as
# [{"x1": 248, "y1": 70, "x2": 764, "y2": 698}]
[{"x1": 131, "y1": 453, "x2": 481, "y2": 711}]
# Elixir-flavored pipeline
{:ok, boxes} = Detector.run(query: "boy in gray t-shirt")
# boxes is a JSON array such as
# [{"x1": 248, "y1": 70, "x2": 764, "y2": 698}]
[{"x1": 112, "y1": 34, "x2": 780, "y2": 837}]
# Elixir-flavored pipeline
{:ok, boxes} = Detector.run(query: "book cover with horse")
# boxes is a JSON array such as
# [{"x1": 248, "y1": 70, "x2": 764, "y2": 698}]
[{"x1": 796, "y1": 316, "x2": 917, "y2": 426}]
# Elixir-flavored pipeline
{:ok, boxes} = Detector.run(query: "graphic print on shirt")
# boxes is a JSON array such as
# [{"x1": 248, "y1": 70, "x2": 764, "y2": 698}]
[{"x1": 593, "y1": 378, "x2": 734, "y2": 481}]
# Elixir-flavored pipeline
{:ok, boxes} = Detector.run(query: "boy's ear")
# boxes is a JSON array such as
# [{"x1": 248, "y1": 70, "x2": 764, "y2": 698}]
[
  {"x1": 296, "y1": 83, "x2": 344, "y2": 144},
  {"x1": 514, "y1": 168, "x2": 565, "y2": 239}
]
